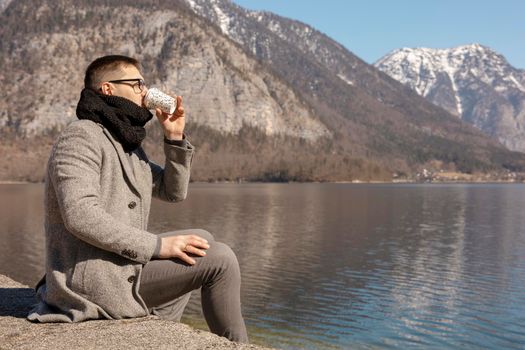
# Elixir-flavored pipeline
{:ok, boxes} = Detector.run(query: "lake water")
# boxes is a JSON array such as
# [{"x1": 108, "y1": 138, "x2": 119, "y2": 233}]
[{"x1": 1, "y1": 183, "x2": 524, "y2": 349}]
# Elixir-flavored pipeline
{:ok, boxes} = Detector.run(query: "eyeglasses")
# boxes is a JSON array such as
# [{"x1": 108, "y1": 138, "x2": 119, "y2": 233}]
[{"x1": 107, "y1": 79, "x2": 146, "y2": 94}]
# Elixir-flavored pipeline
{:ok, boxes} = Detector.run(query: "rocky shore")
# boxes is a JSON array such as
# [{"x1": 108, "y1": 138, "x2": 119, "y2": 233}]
[{"x1": 0, "y1": 274, "x2": 272, "y2": 350}]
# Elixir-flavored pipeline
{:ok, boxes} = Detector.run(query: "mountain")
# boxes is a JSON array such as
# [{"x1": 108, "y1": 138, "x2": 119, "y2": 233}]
[
  {"x1": 1, "y1": 0, "x2": 525, "y2": 182},
  {"x1": 0, "y1": 0, "x2": 328, "y2": 141},
  {"x1": 375, "y1": 44, "x2": 525, "y2": 152},
  {"x1": 0, "y1": 0, "x2": 335, "y2": 181},
  {"x1": 180, "y1": 0, "x2": 525, "y2": 174}
]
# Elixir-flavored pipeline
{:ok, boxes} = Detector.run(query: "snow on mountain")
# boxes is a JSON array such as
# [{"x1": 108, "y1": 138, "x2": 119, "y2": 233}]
[
  {"x1": 376, "y1": 44, "x2": 525, "y2": 152},
  {"x1": 182, "y1": 0, "x2": 361, "y2": 89}
]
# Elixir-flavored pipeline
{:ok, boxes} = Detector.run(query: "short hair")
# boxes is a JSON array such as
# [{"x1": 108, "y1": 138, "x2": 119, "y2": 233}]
[{"x1": 84, "y1": 55, "x2": 141, "y2": 90}]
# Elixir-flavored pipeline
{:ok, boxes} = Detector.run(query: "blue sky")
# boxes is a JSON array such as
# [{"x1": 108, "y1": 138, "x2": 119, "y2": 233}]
[{"x1": 233, "y1": 0, "x2": 525, "y2": 69}]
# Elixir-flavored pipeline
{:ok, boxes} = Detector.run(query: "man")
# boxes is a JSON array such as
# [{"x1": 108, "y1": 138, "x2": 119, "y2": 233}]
[{"x1": 28, "y1": 55, "x2": 248, "y2": 343}]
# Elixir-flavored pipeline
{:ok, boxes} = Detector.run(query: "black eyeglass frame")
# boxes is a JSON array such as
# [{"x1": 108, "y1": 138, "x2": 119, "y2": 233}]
[{"x1": 107, "y1": 79, "x2": 146, "y2": 94}]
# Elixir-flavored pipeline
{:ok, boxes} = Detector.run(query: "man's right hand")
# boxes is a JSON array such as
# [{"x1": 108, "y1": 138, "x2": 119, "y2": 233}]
[{"x1": 158, "y1": 235, "x2": 210, "y2": 265}]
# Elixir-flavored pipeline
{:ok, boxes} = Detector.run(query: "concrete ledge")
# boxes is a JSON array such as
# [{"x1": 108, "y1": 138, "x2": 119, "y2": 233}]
[{"x1": 0, "y1": 274, "x2": 272, "y2": 349}]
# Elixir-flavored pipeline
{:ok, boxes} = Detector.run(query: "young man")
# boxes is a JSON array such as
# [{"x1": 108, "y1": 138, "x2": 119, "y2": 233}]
[{"x1": 28, "y1": 55, "x2": 248, "y2": 343}]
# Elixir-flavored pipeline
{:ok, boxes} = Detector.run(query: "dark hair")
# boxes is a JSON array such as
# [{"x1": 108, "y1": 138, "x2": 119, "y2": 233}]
[{"x1": 84, "y1": 55, "x2": 141, "y2": 90}]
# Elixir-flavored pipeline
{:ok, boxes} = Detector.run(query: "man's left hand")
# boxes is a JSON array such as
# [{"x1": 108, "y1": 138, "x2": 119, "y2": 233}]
[{"x1": 156, "y1": 95, "x2": 185, "y2": 141}]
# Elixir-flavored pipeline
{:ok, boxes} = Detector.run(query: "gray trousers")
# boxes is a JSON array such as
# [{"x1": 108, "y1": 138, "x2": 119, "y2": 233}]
[{"x1": 138, "y1": 229, "x2": 248, "y2": 343}]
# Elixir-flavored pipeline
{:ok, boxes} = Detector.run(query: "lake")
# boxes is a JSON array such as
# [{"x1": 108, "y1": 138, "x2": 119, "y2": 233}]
[{"x1": 1, "y1": 183, "x2": 524, "y2": 349}]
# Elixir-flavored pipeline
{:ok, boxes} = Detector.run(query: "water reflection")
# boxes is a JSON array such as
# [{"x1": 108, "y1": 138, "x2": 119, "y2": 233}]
[
  {"x1": 1, "y1": 183, "x2": 525, "y2": 349},
  {"x1": 0, "y1": 184, "x2": 45, "y2": 287}
]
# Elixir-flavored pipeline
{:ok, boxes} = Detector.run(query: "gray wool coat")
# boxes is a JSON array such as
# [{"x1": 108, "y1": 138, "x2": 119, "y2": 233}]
[{"x1": 27, "y1": 119, "x2": 194, "y2": 322}]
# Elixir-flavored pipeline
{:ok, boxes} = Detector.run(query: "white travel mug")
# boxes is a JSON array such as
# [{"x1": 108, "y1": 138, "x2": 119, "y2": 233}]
[{"x1": 144, "y1": 88, "x2": 176, "y2": 114}]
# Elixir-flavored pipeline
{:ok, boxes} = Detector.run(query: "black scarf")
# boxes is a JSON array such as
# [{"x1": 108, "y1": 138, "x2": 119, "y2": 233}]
[{"x1": 76, "y1": 88, "x2": 153, "y2": 152}]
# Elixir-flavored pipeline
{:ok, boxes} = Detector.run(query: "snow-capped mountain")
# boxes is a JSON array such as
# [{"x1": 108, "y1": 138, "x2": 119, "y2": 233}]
[
  {"x1": 375, "y1": 44, "x2": 525, "y2": 152},
  {"x1": 181, "y1": 0, "x2": 525, "y2": 170}
]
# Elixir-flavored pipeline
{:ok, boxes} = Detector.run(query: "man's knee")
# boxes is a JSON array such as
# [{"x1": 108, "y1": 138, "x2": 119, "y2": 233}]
[{"x1": 208, "y1": 242, "x2": 240, "y2": 277}]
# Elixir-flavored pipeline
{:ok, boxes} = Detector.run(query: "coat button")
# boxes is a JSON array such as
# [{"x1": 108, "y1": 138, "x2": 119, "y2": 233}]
[
  {"x1": 128, "y1": 276, "x2": 136, "y2": 283},
  {"x1": 128, "y1": 201, "x2": 137, "y2": 209}
]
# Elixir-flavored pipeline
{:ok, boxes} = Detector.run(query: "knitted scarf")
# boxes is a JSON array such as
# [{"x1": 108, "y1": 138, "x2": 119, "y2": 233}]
[{"x1": 76, "y1": 88, "x2": 153, "y2": 152}]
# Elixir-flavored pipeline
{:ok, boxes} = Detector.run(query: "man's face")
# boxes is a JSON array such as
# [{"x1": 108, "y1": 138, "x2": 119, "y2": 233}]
[{"x1": 99, "y1": 64, "x2": 147, "y2": 107}]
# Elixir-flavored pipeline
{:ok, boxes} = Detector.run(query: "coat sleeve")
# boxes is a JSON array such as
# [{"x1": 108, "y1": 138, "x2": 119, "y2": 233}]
[
  {"x1": 48, "y1": 123, "x2": 158, "y2": 264},
  {"x1": 150, "y1": 139, "x2": 194, "y2": 202}
]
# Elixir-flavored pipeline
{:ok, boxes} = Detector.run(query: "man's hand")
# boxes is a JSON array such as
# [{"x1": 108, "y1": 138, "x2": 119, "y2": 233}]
[
  {"x1": 155, "y1": 95, "x2": 185, "y2": 141},
  {"x1": 158, "y1": 234, "x2": 210, "y2": 265}
]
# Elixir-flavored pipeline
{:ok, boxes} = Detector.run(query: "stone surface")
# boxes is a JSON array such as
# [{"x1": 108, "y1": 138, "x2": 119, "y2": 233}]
[{"x1": 0, "y1": 274, "x2": 272, "y2": 350}]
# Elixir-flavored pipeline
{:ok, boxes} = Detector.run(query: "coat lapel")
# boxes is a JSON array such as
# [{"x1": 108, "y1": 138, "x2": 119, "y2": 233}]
[{"x1": 101, "y1": 127, "x2": 142, "y2": 197}]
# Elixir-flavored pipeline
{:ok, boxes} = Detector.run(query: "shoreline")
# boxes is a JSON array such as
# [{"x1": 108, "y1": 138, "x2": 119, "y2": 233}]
[{"x1": 2, "y1": 180, "x2": 524, "y2": 185}]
